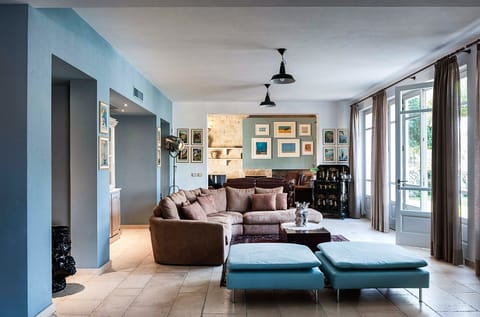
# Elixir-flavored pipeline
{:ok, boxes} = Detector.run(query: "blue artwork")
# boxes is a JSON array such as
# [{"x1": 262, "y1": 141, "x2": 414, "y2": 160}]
[
  {"x1": 281, "y1": 143, "x2": 296, "y2": 153},
  {"x1": 256, "y1": 142, "x2": 267, "y2": 154}
]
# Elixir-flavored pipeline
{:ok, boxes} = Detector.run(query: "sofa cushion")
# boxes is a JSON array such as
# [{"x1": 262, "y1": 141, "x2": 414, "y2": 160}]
[
  {"x1": 180, "y1": 201, "x2": 207, "y2": 221},
  {"x1": 181, "y1": 188, "x2": 202, "y2": 202},
  {"x1": 197, "y1": 195, "x2": 217, "y2": 215},
  {"x1": 243, "y1": 210, "x2": 295, "y2": 224},
  {"x1": 201, "y1": 188, "x2": 227, "y2": 211},
  {"x1": 170, "y1": 191, "x2": 188, "y2": 207},
  {"x1": 251, "y1": 193, "x2": 276, "y2": 211},
  {"x1": 318, "y1": 242, "x2": 428, "y2": 270},
  {"x1": 255, "y1": 186, "x2": 284, "y2": 194},
  {"x1": 276, "y1": 193, "x2": 288, "y2": 210},
  {"x1": 158, "y1": 197, "x2": 180, "y2": 219},
  {"x1": 227, "y1": 243, "x2": 321, "y2": 270},
  {"x1": 208, "y1": 211, "x2": 243, "y2": 225},
  {"x1": 226, "y1": 187, "x2": 255, "y2": 212}
]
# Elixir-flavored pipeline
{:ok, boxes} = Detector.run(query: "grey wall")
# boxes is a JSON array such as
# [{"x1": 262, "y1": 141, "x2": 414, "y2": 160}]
[
  {"x1": 52, "y1": 84, "x2": 70, "y2": 226},
  {"x1": 115, "y1": 115, "x2": 157, "y2": 224},
  {"x1": 70, "y1": 79, "x2": 99, "y2": 267},
  {"x1": 0, "y1": 5, "x2": 29, "y2": 317},
  {"x1": 243, "y1": 117, "x2": 317, "y2": 170}
]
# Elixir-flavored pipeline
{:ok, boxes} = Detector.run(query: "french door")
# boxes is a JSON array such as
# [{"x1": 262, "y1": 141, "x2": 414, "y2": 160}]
[{"x1": 395, "y1": 82, "x2": 433, "y2": 247}]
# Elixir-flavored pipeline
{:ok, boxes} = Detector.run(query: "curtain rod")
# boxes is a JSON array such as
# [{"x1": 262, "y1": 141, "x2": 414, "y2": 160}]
[{"x1": 351, "y1": 38, "x2": 480, "y2": 107}]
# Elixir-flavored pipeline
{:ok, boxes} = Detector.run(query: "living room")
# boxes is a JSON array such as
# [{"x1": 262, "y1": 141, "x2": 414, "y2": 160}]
[{"x1": 1, "y1": 1, "x2": 480, "y2": 317}]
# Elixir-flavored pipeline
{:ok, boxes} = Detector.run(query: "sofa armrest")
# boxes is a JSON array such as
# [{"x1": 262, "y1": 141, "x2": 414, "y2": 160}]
[{"x1": 149, "y1": 216, "x2": 229, "y2": 265}]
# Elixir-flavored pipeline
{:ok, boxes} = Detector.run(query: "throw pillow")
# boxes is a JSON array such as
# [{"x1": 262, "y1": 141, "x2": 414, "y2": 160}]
[
  {"x1": 180, "y1": 201, "x2": 207, "y2": 220},
  {"x1": 181, "y1": 188, "x2": 202, "y2": 202},
  {"x1": 201, "y1": 187, "x2": 227, "y2": 211},
  {"x1": 255, "y1": 186, "x2": 284, "y2": 194},
  {"x1": 251, "y1": 193, "x2": 276, "y2": 211},
  {"x1": 169, "y1": 191, "x2": 188, "y2": 207},
  {"x1": 226, "y1": 187, "x2": 255, "y2": 212},
  {"x1": 276, "y1": 193, "x2": 288, "y2": 210},
  {"x1": 196, "y1": 195, "x2": 217, "y2": 215},
  {"x1": 158, "y1": 197, "x2": 180, "y2": 219}
]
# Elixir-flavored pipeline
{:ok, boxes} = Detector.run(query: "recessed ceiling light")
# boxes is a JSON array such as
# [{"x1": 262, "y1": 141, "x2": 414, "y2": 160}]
[{"x1": 124, "y1": 103, "x2": 128, "y2": 107}]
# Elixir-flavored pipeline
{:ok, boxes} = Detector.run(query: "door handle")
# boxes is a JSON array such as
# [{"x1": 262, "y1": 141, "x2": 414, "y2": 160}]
[{"x1": 397, "y1": 179, "x2": 407, "y2": 189}]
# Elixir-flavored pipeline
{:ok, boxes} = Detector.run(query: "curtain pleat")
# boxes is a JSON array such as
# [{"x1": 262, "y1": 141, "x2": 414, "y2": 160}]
[
  {"x1": 431, "y1": 56, "x2": 463, "y2": 265},
  {"x1": 371, "y1": 91, "x2": 389, "y2": 232},
  {"x1": 474, "y1": 45, "x2": 480, "y2": 276},
  {"x1": 349, "y1": 104, "x2": 361, "y2": 219}
]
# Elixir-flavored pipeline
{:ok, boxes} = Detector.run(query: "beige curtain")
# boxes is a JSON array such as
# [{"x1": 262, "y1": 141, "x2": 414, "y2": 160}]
[
  {"x1": 349, "y1": 104, "x2": 361, "y2": 218},
  {"x1": 371, "y1": 91, "x2": 389, "y2": 232},
  {"x1": 474, "y1": 45, "x2": 480, "y2": 276},
  {"x1": 431, "y1": 56, "x2": 463, "y2": 265}
]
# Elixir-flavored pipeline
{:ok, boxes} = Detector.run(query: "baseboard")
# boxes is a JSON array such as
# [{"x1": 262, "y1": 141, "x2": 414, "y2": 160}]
[
  {"x1": 120, "y1": 224, "x2": 149, "y2": 229},
  {"x1": 35, "y1": 302, "x2": 56, "y2": 317},
  {"x1": 76, "y1": 260, "x2": 112, "y2": 275}
]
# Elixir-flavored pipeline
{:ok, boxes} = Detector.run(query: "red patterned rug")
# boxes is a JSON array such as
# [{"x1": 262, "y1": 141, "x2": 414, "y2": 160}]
[{"x1": 220, "y1": 233, "x2": 349, "y2": 287}]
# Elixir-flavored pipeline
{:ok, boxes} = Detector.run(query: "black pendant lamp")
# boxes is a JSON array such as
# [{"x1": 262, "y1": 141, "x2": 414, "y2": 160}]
[
  {"x1": 271, "y1": 48, "x2": 295, "y2": 84},
  {"x1": 260, "y1": 84, "x2": 276, "y2": 107}
]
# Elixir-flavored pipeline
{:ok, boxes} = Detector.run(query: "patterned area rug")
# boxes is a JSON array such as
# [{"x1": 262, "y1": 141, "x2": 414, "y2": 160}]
[{"x1": 220, "y1": 234, "x2": 349, "y2": 287}]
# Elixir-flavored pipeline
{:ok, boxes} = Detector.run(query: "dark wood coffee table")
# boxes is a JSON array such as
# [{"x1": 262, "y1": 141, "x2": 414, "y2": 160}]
[{"x1": 280, "y1": 223, "x2": 331, "y2": 251}]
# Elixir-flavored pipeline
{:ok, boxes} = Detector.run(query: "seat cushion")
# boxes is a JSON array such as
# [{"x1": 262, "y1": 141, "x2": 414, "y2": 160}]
[
  {"x1": 243, "y1": 210, "x2": 295, "y2": 224},
  {"x1": 227, "y1": 243, "x2": 321, "y2": 270},
  {"x1": 318, "y1": 242, "x2": 428, "y2": 270}
]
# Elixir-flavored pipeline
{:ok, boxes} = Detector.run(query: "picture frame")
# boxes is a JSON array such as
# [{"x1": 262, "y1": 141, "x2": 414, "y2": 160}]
[
  {"x1": 255, "y1": 124, "x2": 270, "y2": 136},
  {"x1": 191, "y1": 129, "x2": 204, "y2": 145},
  {"x1": 323, "y1": 128, "x2": 336, "y2": 145},
  {"x1": 323, "y1": 147, "x2": 336, "y2": 162},
  {"x1": 277, "y1": 139, "x2": 300, "y2": 157},
  {"x1": 337, "y1": 128, "x2": 349, "y2": 144},
  {"x1": 177, "y1": 128, "x2": 189, "y2": 144},
  {"x1": 274, "y1": 122, "x2": 296, "y2": 138},
  {"x1": 99, "y1": 101, "x2": 109, "y2": 135},
  {"x1": 251, "y1": 138, "x2": 271, "y2": 159},
  {"x1": 176, "y1": 147, "x2": 189, "y2": 163},
  {"x1": 98, "y1": 136, "x2": 109, "y2": 170},
  {"x1": 156, "y1": 127, "x2": 161, "y2": 167},
  {"x1": 299, "y1": 123, "x2": 311, "y2": 136},
  {"x1": 302, "y1": 141, "x2": 314, "y2": 155},
  {"x1": 191, "y1": 146, "x2": 203, "y2": 163},
  {"x1": 337, "y1": 146, "x2": 349, "y2": 162}
]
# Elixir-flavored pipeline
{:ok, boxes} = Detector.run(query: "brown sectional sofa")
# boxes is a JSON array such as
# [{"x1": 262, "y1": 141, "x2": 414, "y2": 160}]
[{"x1": 149, "y1": 178, "x2": 323, "y2": 266}]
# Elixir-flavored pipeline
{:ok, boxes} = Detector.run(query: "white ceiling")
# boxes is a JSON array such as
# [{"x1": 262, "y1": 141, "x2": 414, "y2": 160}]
[{"x1": 8, "y1": 1, "x2": 480, "y2": 103}]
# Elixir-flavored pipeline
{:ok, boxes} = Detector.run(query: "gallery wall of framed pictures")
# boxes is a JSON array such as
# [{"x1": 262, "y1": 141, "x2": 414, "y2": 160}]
[
  {"x1": 175, "y1": 128, "x2": 205, "y2": 163},
  {"x1": 98, "y1": 101, "x2": 110, "y2": 170},
  {"x1": 322, "y1": 128, "x2": 349, "y2": 163}
]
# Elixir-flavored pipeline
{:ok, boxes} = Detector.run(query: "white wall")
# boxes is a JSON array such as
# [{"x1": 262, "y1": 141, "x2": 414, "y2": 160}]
[{"x1": 173, "y1": 100, "x2": 350, "y2": 190}]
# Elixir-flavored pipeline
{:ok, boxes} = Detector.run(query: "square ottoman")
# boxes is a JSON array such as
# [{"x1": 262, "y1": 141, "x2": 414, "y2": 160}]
[
  {"x1": 226, "y1": 243, "x2": 324, "y2": 303},
  {"x1": 316, "y1": 241, "x2": 430, "y2": 302}
]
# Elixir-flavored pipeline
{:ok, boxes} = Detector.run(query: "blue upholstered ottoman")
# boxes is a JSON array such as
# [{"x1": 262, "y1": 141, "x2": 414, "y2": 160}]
[
  {"x1": 316, "y1": 242, "x2": 430, "y2": 302},
  {"x1": 226, "y1": 243, "x2": 324, "y2": 303}
]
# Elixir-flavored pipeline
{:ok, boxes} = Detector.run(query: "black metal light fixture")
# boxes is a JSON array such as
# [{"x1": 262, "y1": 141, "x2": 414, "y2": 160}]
[
  {"x1": 260, "y1": 84, "x2": 276, "y2": 107},
  {"x1": 271, "y1": 48, "x2": 295, "y2": 84}
]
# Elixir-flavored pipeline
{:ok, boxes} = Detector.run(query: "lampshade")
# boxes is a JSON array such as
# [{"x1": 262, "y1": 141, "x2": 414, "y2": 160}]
[
  {"x1": 164, "y1": 135, "x2": 185, "y2": 157},
  {"x1": 271, "y1": 48, "x2": 295, "y2": 84},
  {"x1": 260, "y1": 84, "x2": 276, "y2": 107}
]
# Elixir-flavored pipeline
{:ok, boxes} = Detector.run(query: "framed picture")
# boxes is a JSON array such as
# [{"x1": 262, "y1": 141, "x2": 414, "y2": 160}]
[
  {"x1": 274, "y1": 122, "x2": 296, "y2": 138},
  {"x1": 302, "y1": 141, "x2": 314, "y2": 155},
  {"x1": 99, "y1": 101, "x2": 109, "y2": 135},
  {"x1": 299, "y1": 124, "x2": 311, "y2": 136},
  {"x1": 191, "y1": 147, "x2": 203, "y2": 163},
  {"x1": 176, "y1": 147, "x2": 189, "y2": 163},
  {"x1": 277, "y1": 139, "x2": 300, "y2": 157},
  {"x1": 98, "y1": 136, "x2": 109, "y2": 169},
  {"x1": 323, "y1": 128, "x2": 336, "y2": 144},
  {"x1": 337, "y1": 146, "x2": 349, "y2": 162},
  {"x1": 323, "y1": 147, "x2": 336, "y2": 162},
  {"x1": 255, "y1": 124, "x2": 270, "y2": 136},
  {"x1": 337, "y1": 128, "x2": 349, "y2": 144},
  {"x1": 156, "y1": 127, "x2": 161, "y2": 167},
  {"x1": 177, "y1": 128, "x2": 189, "y2": 144},
  {"x1": 191, "y1": 129, "x2": 203, "y2": 145},
  {"x1": 251, "y1": 138, "x2": 271, "y2": 159}
]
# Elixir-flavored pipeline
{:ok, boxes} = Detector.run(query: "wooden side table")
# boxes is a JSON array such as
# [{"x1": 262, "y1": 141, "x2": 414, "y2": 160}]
[{"x1": 280, "y1": 222, "x2": 331, "y2": 251}]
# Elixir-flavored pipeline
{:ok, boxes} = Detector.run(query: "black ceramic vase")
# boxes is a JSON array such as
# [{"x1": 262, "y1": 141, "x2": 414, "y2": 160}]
[{"x1": 52, "y1": 226, "x2": 76, "y2": 293}]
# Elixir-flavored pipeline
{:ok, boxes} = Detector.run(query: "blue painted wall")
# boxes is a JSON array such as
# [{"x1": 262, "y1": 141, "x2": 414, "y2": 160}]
[
  {"x1": 0, "y1": 5, "x2": 172, "y2": 316},
  {"x1": 114, "y1": 115, "x2": 157, "y2": 224}
]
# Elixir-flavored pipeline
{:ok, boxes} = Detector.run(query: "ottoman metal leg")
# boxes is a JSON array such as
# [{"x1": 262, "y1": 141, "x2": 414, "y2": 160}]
[
  {"x1": 314, "y1": 289, "x2": 319, "y2": 304},
  {"x1": 336, "y1": 289, "x2": 340, "y2": 303},
  {"x1": 419, "y1": 288, "x2": 422, "y2": 303},
  {"x1": 231, "y1": 289, "x2": 235, "y2": 303}
]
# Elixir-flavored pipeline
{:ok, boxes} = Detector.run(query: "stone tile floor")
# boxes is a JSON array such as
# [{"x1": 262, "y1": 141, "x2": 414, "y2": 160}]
[{"x1": 52, "y1": 218, "x2": 480, "y2": 316}]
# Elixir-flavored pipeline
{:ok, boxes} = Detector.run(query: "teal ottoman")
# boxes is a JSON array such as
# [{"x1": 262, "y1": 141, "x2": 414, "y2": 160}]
[
  {"x1": 316, "y1": 242, "x2": 429, "y2": 302},
  {"x1": 226, "y1": 243, "x2": 324, "y2": 303}
]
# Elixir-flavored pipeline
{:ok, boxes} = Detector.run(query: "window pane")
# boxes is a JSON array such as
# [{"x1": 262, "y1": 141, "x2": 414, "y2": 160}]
[
  {"x1": 390, "y1": 122, "x2": 396, "y2": 183},
  {"x1": 365, "y1": 129, "x2": 372, "y2": 180},
  {"x1": 390, "y1": 184, "x2": 396, "y2": 202},
  {"x1": 365, "y1": 180, "x2": 371, "y2": 196},
  {"x1": 402, "y1": 190, "x2": 431, "y2": 212},
  {"x1": 405, "y1": 115, "x2": 421, "y2": 186},
  {"x1": 460, "y1": 75, "x2": 468, "y2": 218},
  {"x1": 365, "y1": 112, "x2": 372, "y2": 129}
]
